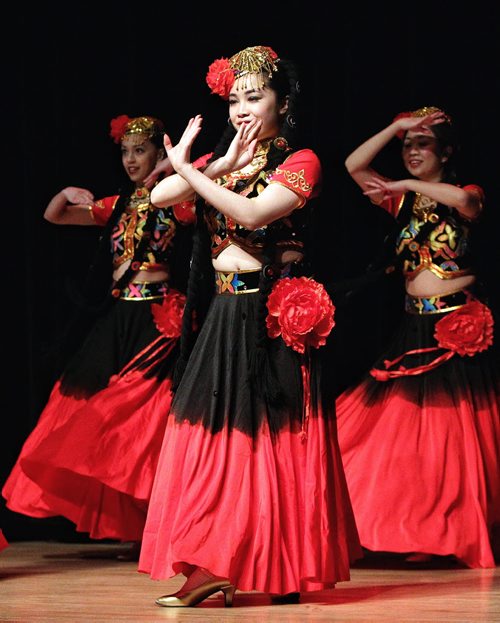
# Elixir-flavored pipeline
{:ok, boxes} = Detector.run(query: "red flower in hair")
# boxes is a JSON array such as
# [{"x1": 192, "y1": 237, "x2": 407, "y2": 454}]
[
  {"x1": 151, "y1": 290, "x2": 187, "y2": 339},
  {"x1": 263, "y1": 46, "x2": 278, "y2": 60},
  {"x1": 109, "y1": 114, "x2": 131, "y2": 143},
  {"x1": 434, "y1": 300, "x2": 494, "y2": 356},
  {"x1": 206, "y1": 57, "x2": 235, "y2": 99},
  {"x1": 266, "y1": 277, "x2": 335, "y2": 354}
]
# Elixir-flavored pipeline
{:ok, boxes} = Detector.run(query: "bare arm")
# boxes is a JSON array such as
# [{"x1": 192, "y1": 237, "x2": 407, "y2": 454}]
[
  {"x1": 150, "y1": 116, "x2": 263, "y2": 208},
  {"x1": 364, "y1": 178, "x2": 483, "y2": 220},
  {"x1": 174, "y1": 164, "x2": 301, "y2": 229},
  {"x1": 149, "y1": 159, "x2": 231, "y2": 208},
  {"x1": 345, "y1": 111, "x2": 448, "y2": 204},
  {"x1": 162, "y1": 115, "x2": 301, "y2": 229},
  {"x1": 44, "y1": 187, "x2": 97, "y2": 225},
  {"x1": 345, "y1": 122, "x2": 401, "y2": 196}
]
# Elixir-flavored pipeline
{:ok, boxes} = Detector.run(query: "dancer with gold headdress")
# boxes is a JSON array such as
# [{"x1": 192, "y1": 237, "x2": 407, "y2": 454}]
[
  {"x1": 2, "y1": 115, "x2": 195, "y2": 553},
  {"x1": 138, "y1": 45, "x2": 362, "y2": 607},
  {"x1": 336, "y1": 107, "x2": 500, "y2": 567}
]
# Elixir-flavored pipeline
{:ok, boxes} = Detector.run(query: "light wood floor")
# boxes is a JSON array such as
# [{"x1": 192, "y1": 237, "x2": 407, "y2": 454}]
[{"x1": 0, "y1": 541, "x2": 499, "y2": 622}]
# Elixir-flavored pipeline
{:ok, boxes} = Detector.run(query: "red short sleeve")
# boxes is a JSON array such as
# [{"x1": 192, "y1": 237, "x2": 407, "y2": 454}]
[
  {"x1": 90, "y1": 195, "x2": 120, "y2": 226},
  {"x1": 268, "y1": 149, "x2": 322, "y2": 207},
  {"x1": 377, "y1": 193, "x2": 405, "y2": 218},
  {"x1": 463, "y1": 184, "x2": 485, "y2": 204},
  {"x1": 193, "y1": 152, "x2": 213, "y2": 169}
]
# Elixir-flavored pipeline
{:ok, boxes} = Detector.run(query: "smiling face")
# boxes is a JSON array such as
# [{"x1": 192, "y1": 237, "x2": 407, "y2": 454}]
[
  {"x1": 228, "y1": 73, "x2": 288, "y2": 141},
  {"x1": 402, "y1": 130, "x2": 446, "y2": 182},
  {"x1": 121, "y1": 137, "x2": 163, "y2": 186}
]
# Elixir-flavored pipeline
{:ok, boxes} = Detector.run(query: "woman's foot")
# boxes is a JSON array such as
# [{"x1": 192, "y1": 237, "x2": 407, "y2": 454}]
[{"x1": 156, "y1": 567, "x2": 235, "y2": 608}]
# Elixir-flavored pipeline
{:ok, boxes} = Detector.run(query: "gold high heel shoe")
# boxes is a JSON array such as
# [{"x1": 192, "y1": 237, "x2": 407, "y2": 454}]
[{"x1": 155, "y1": 578, "x2": 236, "y2": 608}]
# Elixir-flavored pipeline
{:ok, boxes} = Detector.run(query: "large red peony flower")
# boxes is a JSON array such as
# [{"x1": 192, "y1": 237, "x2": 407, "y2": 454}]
[
  {"x1": 434, "y1": 300, "x2": 494, "y2": 356},
  {"x1": 109, "y1": 114, "x2": 131, "y2": 143},
  {"x1": 266, "y1": 277, "x2": 335, "y2": 354},
  {"x1": 151, "y1": 290, "x2": 187, "y2": 339},
  {"x1": 206, "y1": 57, "x2": 235, "y2": 99}
]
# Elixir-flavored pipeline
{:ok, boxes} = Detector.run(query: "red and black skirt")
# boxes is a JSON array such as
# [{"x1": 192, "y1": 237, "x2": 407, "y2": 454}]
[
  {"x1": 336, "y1": 287, "x2": 500, "y2": 567},
  {"x1": 139, "y1": 269, "x2": 362, "y2": 594},
  {"x1": 2, "y1": 282, "x2": 179, "y2": 541}
]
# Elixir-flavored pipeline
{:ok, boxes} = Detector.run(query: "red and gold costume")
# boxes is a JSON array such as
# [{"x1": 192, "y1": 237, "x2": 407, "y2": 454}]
[
  {"x1": 139, "y1": 141, "x2": 362, "y2": 594},
  {"x1": 2, "y1": 185, "x2": 194, "y2": 542},
  {"x1": 336, "y1": 186, "x2": 500, "y2": 567}
]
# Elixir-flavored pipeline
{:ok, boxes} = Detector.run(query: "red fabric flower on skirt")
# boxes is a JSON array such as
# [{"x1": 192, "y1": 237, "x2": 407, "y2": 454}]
[
  {"x1": 151, "y1": 290, "x2": 187, "y2": 338},
  {"x1": 434, "y1": 300, "x2": 494, "y2": 356},
  {"x1": 371, "y1": 299, "x2": 494, "y2": 381},
  {"x1": 206, "y1": 58, "x2": 235, "y2": 99},
  {"x1": 266, "y1": 277, "x2": 335, "y2": 354}
]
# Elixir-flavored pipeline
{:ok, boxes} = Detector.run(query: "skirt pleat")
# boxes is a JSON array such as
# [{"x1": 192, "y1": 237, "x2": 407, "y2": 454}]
[
  {"x1": 336, "y1": 310, "x2": 500, "y2": 568},
  {"x1": 139, "y1": 292, "x2": 361, "y2": 592},
  {"x1": 2, "y1": 298, "x2": 178, "y2": 541}
]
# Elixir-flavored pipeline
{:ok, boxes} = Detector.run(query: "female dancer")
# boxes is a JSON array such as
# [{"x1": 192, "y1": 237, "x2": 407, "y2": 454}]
[
  {"x1": 3, "y1": 115, "x2": 194, "y2": 550},
  {"x1": 336, "y1": 106, "x2": 500, "y2": 568},
  {"x1": 138, "y1": 44, "x2": 361, "y2": 607}
]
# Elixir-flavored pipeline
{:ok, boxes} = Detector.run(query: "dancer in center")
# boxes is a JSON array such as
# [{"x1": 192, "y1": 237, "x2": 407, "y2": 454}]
[{"x1": 139, "y1": 45, "x2": 361, "y2": 607}]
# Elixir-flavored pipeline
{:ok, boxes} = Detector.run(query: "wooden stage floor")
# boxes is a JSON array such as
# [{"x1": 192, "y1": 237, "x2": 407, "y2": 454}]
[{"x1": 0, "y1": 541, "x2": 499, "y2": 622}]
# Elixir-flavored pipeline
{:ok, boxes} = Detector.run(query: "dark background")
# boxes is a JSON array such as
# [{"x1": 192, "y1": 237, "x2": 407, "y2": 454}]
[{"x1": 3, "y1": 2, "x2": 499, "y2": 541}]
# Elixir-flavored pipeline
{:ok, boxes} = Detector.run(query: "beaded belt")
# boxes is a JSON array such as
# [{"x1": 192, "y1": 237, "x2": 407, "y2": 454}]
[
  {"x1": 215, "y1": 263, "x2": 308, "y2": 295},
  {"x1": 405, "y1": 288, "x2": 470, "y2": 314},
  {"x1": 119, "y1": 281, "x2": 169, "y2": 301},
  {"x1": 215, "y1": 268, "x2": 261, "y2": 295}
]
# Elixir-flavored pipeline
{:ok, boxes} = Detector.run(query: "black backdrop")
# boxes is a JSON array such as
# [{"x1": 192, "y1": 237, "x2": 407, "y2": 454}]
[{"x1": 3, "y1": 2, "x2": 500, "y2": 540}]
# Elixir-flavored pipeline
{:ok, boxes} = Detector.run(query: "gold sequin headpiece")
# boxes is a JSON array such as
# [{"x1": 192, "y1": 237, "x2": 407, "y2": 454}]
[
  {"x1": 410, "y1": 106, "x2": 452, "y2": 123},
  {"x1": 206, "y1": 45, "x2": 279, "y2": 99},
  {"x1": 109, "y1": 115, "x2": 165, "y2": 144},
  {"x1": 394, "y1": 106, "x2": 452, "y2": 139}
]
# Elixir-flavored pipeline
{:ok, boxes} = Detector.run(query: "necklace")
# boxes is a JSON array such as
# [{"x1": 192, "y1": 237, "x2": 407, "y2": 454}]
[
  {"x1": 412, "y1": 192, "x2": 439, "y2": 223},
  {"x1": 127, "y1": 186, "x2": 151, "y2": 212}
]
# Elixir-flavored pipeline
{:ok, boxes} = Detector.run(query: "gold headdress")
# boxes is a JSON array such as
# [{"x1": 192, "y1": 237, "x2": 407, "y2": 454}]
[
  {"x1": 109, "y1": 115, "x2": 165, "y2": 144},
  {"x1": 410, "y1": 106, "x2": 452, "y2": 123},
  {"x1": 206, "y1": 45, "x2": 279, "y2": 99},
  {"x1": 394, "y1": 106, "x2": 452, "y2": 139}
]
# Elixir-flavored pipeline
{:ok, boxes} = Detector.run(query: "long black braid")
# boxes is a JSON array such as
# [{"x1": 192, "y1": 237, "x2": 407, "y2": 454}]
[
  {"x1": 247, "y1": 58, "x2": 303, "y2": 404},
  {"x1": 171, "y1": 199, "x2": 214, "y2": 389}
]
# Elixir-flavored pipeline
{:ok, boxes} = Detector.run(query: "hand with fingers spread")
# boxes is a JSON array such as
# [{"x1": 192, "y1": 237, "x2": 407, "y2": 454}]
[
  {"x1": 164, "y1": 115, "x2": 204, "y2": 176},
  {"x1": 220, "y1": 118, "x2": 263, "y2": 174}
]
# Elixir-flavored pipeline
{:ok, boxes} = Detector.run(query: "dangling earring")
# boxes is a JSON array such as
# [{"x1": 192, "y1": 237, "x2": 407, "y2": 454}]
[{"x1": 286, "y1": 114, "x2": 296, "y2": 128}]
